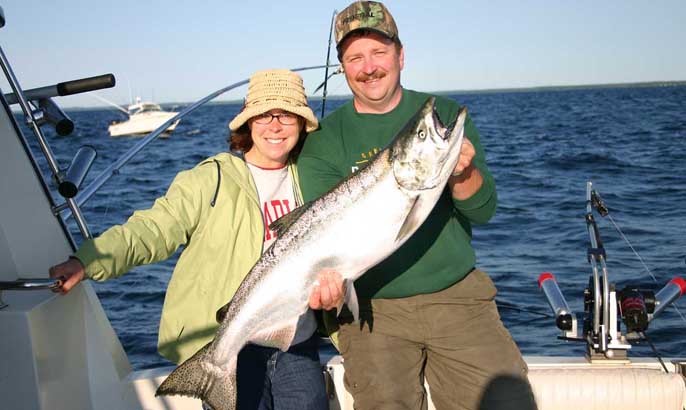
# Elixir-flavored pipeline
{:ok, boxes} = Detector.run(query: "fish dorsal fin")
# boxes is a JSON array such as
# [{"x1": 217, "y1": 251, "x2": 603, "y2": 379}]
[
  {"x1": 395, "y1": 196, "x2": 422, "y2": 243},
  {"x1": 268, "y1": 204, "x2": 309, "y2": 236}
]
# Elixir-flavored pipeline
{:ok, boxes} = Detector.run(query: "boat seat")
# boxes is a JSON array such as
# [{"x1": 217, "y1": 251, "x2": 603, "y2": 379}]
[
  {"x1": 528, "y1": 367, "x2": 685, "y2": 410},
  {"x1": 326, "y1": 356, "x2": 686, "y2": 410}
]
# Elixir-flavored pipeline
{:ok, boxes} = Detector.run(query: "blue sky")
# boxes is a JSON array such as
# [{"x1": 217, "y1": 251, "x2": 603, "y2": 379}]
[{"x1": 1, "y1": 1, "x2": 684, "y2": 108}]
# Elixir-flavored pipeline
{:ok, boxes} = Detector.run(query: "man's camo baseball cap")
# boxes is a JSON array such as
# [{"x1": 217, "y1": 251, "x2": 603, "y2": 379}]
[{"x1": 335, "y1": 1, "x2": 399, "y2": 49}]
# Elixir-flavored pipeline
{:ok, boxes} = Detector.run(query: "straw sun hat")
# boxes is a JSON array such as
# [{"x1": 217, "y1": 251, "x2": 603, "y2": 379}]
[{"x1": 228, "y1": 69, "x2": 319, "y2": 132}]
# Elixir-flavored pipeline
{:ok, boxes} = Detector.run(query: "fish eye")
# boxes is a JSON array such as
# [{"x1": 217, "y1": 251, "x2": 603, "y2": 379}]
[{"x1": 418, "y1": 129, "x2": 426, "y2": 139}]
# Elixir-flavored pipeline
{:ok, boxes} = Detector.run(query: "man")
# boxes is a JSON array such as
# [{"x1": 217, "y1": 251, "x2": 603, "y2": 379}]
[{"x1": 298, "y1": 2, "x2": 534, "y2": 409}]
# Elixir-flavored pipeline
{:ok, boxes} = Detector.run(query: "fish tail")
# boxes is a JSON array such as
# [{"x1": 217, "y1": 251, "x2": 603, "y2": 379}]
[{"x1": 156, "y1": 342, "x2": 237, "y2": 410}]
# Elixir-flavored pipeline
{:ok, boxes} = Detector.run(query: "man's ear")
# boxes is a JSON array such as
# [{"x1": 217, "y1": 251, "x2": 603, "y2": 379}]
[{"x1": 399, "y1": 46, "x2": 405, "y2": 71}]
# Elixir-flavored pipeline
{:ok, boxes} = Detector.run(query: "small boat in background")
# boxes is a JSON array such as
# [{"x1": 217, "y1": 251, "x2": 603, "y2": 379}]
[{"x1": 107, "y1": 97, "x2": 180, "y2": 137}]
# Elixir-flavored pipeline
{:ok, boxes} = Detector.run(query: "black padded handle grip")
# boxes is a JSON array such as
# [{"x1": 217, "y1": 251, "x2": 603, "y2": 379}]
[
  {"x1": 56, "y1": 73, "x2": 116, "y2": 96},
  {"x1": 3, "y1": 73, "x2": 117, "y2": 105}
]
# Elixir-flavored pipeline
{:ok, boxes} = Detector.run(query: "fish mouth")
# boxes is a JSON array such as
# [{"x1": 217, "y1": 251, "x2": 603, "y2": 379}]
[
  {"x1": 445, "y1": 107, "x2": 468, "y2": 142},
  {"x1": 430, "y1": 105, "x2": 450, "y2": 142}
]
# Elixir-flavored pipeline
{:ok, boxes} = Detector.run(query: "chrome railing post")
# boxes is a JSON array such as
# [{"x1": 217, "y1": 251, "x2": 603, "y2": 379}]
[{"x1": 0, "y1": 45, "x2": 92, "y2": 238}]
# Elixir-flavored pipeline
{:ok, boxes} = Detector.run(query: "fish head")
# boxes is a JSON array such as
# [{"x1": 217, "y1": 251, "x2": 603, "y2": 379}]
[{"x1": 391, "y1": 97, "x2": 467, "y2": 191}]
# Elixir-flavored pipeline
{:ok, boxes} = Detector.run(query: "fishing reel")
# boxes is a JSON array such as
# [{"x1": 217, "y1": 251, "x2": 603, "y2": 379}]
[
  {"x1": 617, "y1": 287, "x2": 655, "y2": 334},
  {"x1": 581, "y1": 283, "x2": 656, "y2": 340}
]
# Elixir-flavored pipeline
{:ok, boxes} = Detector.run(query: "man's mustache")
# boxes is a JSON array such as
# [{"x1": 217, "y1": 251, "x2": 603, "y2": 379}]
[{"x1": 356, "y1": 70, "x2": 386, "y2": 82}]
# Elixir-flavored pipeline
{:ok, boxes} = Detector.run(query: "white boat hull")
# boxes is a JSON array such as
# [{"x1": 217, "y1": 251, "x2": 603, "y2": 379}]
[{"x1": 108, "y1": 111, "x2": 180, "y2": 137}]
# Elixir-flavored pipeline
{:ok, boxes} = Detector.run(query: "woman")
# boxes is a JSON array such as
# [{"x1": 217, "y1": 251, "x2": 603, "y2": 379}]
[{"x1": 49, "y1": 69, "x2": 340, "y2": 410}]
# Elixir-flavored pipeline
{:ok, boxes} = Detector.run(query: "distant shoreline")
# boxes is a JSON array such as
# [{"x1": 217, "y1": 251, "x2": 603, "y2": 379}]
[
  {"x1": 65, "y1": 80, "x2": 686, "y2": 111},
  {"x1": 200, "y1": 79, "x2": 686, "y2": 105},
  {"x1": 433, "y1": 80, "x2": 686, "y2": 96}
]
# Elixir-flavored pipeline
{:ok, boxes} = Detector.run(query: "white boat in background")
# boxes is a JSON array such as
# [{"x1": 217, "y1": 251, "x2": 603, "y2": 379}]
[
  {"x1": 104, "y1": 97, "x2": 180, "y2": 137},
  {"x1": 1, "y1": 7, "x2": 685, "y2": 410}
]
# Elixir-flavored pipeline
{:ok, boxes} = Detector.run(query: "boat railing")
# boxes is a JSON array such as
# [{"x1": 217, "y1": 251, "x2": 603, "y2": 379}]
[
  {"x1": 0, "y1": 278, "x2": 63, "y2": 309},
  {"x1": 0, "y1": 39, "x2": 115, "y2": 240}
]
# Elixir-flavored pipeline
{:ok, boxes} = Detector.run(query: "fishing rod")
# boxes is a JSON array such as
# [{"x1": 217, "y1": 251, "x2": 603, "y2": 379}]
[
  {"x1": 311, "y1": 67, "x2": 342, "y2": 118},
  {"x1": 319, "y1": 9, "x2": 337, "y2": 119},
  {"x1": 58, "y1": 64, "x2": 338, "y2": 221},
  {"x1": 585, "y1": 182, "x2": 615, "y2": 354},
  {"x1": 638, "y1": 331, "x2": 670, "y2": 373},
  {"x1": 91, "y1": 93, "x2": 130, "y2": 115},
  {"x1": 537, "y1": 181, "x2": 685, "y2": 362},
  {"x1": 495, "y1": 299, "x2": 553, "y2": 319}
]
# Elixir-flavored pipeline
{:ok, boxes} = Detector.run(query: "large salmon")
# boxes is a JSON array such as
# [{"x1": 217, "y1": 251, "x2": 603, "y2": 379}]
[{"x1": 156, "y1": 97, "x2": 467, "y2": 409}]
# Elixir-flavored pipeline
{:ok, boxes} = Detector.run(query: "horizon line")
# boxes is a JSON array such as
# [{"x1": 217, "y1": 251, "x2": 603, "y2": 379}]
[{"x1": 65, "y1": 79, "x2": 686, "y2": 111}]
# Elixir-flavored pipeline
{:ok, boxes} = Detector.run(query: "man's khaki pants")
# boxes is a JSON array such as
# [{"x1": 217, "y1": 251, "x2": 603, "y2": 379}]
[{"x1": 338, "y1": 269, "x2": 536, "y2": 410}]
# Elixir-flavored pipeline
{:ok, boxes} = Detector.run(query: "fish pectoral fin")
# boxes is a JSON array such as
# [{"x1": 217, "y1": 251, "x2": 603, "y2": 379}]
[
  {"x1": 157, "y1": 341, "x2": 237, "y2": 410},
  {"x1": 395, "y1": 196, "x2": 422, "y2": 243},
  {"x1": 268, "y1": 205, "x2": 309, "y2": 236},
  {"x1": 251, "y1": 320, "x2": 298, "y2": 352},
  {"x1": 216, "y1": 303, "x2": 230, "y2": 324},
  {"x1": 342, "y1": 279, "x2": 360, "y2": 322}
]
